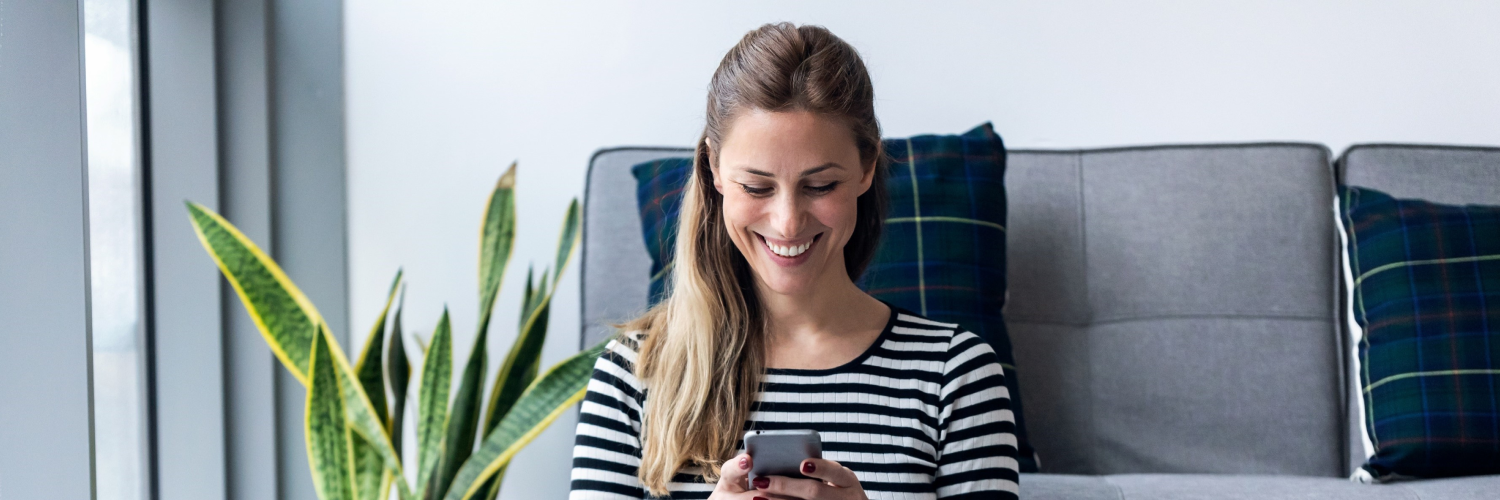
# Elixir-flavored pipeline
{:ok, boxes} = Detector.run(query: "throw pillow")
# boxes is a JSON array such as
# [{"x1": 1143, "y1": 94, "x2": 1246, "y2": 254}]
[
  {"x1": 1339, "y1": 185, "x2": 1500, "y2": 481},
  {"x1": 631, "y1": 123, "x2": 1040, "y2": 472}
]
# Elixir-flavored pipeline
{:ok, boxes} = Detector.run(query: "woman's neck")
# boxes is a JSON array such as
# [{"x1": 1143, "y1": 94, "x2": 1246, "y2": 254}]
[{"x1": 756, "y1": 267, "x2": 890, "y2": 370}]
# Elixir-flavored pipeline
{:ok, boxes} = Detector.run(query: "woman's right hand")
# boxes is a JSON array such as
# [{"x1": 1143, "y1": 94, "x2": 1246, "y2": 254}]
[{"x1": 710, "y1": 453, "x2": 763, "y2": 500}]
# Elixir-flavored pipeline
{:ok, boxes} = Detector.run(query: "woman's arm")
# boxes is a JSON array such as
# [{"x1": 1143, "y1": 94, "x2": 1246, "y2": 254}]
[
  {"x1": 569, "y1": 338, "x2": 649, "y2": 500},
  {"x1": 933, "y1": 332, "x2": 1020, "y2": 500}
]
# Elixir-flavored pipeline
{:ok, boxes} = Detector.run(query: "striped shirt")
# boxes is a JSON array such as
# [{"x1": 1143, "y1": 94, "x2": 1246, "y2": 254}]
[{"x1": 569, "y1": 307, "x2": 1020, "y2": 499}]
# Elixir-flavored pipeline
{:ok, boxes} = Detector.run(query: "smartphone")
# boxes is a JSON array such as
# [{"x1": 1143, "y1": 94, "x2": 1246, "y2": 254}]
[{"x1": 744, "y1": 429, "x2": 822, "y2": 482}]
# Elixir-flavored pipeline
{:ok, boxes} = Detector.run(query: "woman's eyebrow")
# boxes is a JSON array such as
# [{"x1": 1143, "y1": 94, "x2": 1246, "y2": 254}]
[{"x1": 743, "y1": 162, "x2": 843, "y2": 178}]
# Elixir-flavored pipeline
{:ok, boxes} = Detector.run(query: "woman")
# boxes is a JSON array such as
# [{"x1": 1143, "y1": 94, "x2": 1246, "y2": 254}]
[{"x1": 570, "y1": 23, "x2": 1018, "y2": 500}]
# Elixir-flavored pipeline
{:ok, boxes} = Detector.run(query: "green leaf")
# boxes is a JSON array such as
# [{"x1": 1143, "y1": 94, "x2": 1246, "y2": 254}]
[
  {"x1": 307, "y1": 328, "x2": 356, "y2": 500},
  {"x1": 187, "y1": 201, "x2": 320, "y2": 384},
  {"x1": 477, "y1": 162, "x2": 517, "y2": 337},
  {"x1": 355, "y1": 270, "x2": 403, "y2": 432},
  {"x1": 482, "y1": 201, "x2": 577, "y2": 439},
  {"x1": 190, "y1": 202, "x2": 417, "y2": 500},
  {"x1": 518, "y1": 266, "x2": 534, "y2": 330},
  {"x1": 333, "y1": 326, "x2": 419, "y2": 500},
  {"x1": 352, "y1": 435, "x2": 384, "y2": 500},
  {"x1": 481, "y1": 298, "x2": 548, "y2": 437},
  {"x1": 417, "y1": 310, "x2": 453, "y2": 498},
  {"x1": 478, "y1": 466, "x2": 506, "y2": 500},
  {"x1": 431, "y1": 325, "x2": 488, "y2": 499},
  {"x1": 551, "y1": 198, "x2": 581, "y2": 284},
  {"x1": 443, "y1": 341, "x2": 607, "y2": 500},
  {"x1": 388, "y1": 285, "x2": 411, "y2": 456},
  {"x1": 353, "y1": 270, "x2": 399, "y2": 500}
]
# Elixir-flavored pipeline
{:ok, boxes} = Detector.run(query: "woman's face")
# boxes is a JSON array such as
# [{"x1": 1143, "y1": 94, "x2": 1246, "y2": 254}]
[{"x1": 711, "y1": 109, "x2": 875, "y2": 297}]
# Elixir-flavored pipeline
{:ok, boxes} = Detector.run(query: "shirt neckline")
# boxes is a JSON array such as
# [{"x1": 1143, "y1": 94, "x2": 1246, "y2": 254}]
[{"x1": 764, "y1": 300, "x2": 898, "y2": 376}]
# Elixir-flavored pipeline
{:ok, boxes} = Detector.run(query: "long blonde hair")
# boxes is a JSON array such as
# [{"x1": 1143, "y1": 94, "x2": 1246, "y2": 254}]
[{"x1": 625, "y1": 23, "x2": 888, "y2": 494}]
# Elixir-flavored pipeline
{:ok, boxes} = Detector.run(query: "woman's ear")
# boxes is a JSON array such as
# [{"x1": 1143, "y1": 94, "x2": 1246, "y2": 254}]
[
  {"x1": 856, "y1": 157, "x2": 877, "y2": 195},
  {"x1": 706, "y1": 137, "x2": 725, "y2": 194}
]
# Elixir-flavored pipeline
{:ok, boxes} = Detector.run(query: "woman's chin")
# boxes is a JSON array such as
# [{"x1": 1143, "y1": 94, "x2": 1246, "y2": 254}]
[{"x1": 756, "y1": 274, "x2": 820, "y2": 297}]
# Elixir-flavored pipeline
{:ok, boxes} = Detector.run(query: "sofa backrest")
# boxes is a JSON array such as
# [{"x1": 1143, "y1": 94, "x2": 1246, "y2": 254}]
[
  {"x1": 1005, "y1": 144, "x2": 1344, "y2": 476},
  {"x1": 581, "y1": 147, "x2": 693, "y2": 350},
  {"x1": 1335, "y1": 144, "x2": 1500, "y2": 475},
  {"x1": 581, "y1": 143, "x2": 1347, "y2": 477}
]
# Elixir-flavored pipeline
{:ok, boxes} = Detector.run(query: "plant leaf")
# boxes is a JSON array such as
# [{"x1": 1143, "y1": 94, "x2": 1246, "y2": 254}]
[
  {"x1": 482, "y1": 200, "x2": 577, "y2": 439},
  {"x1": 352, "y1": 435, "x2": 384, "y2": 500},
  {"x1": 187, "y1": 201, "x2": 321, "y2": 383},
  {"x1": 481, "y1": 299, "x2": 548, "y2": 438},
  {"x1": 477, "y1": 162, "x2": 517, "y2": 337},
  {"x1": 551, "y1": 198, "x2": 581, "y2": 284},
  {"x1": 355, "y1": 270, "x2": 403, "y2": 432},
  {"x1": 331, "y1": 326, "x2": 419, "y2": 500},
  {"x1": 307, "y1": 327, "x2": 356, "y2": 500},
  {"x1": 518, "y1": 266, "x2": 534, "y2": 330},
  {"x1": 388, "y1": 284, "x2": 411, "y2": 456},
  {"x1": 478, "y1": 466, "x2": 506, "y2": 500},
  {"x1": 417, "y1": 310, "x2": 453, "y2": 498},
  {"x1": 190, "y1": 202, "x2": 417, "y2": 500},
  {"x1": 441, "y1": 340, "x2": 607, "y2": 500},
  {"x1": 431, "y1": 326, "x2": 488, "y2": 500}
]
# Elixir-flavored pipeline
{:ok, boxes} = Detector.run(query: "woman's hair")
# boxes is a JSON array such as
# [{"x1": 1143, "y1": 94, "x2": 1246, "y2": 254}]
[{"x1": 625, "y1": 22, "x2": 888, "y2": 494}]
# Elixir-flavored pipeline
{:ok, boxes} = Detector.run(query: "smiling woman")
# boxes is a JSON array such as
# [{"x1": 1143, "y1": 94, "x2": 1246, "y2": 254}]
[
  {"x1": 569, "y1": 23, "x2": 1019, "y2": 500},
  {"x1": 709, "y1": 109, "x2": 877, "y2": 298}
]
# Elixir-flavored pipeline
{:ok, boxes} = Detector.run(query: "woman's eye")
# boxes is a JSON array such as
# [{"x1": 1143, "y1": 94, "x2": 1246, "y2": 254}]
[
  {"x1": 740, "y1": 184, "x2": 773, "y2": 196},
  {"x1": 806, "y1": 182, "x2": 839, "y2": 194}
]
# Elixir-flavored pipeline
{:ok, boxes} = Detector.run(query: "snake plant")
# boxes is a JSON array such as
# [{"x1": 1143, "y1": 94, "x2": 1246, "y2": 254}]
[{"x1": 188, "y1": 163, "x2": 605, "y2": 500}]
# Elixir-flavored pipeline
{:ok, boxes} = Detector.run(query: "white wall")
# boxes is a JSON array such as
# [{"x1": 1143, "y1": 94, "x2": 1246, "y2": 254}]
[{"x1": 344, "y1": 1, "x2": 1500, "y2": 498}]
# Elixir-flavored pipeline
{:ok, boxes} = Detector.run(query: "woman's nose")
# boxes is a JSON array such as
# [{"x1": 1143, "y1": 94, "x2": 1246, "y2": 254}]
[{"x1": 768, "y1": 191, "x2": 806, "y2": 237}]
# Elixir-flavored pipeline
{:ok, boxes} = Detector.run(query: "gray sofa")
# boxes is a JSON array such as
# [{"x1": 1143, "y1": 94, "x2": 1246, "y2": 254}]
[{"x1": 578, "y1": 142, "x2": 1500, "y2": 499}]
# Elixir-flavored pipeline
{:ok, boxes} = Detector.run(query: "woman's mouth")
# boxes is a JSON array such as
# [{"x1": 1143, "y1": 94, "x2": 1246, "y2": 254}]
[{"x1": 757, "y1": 233, "x2": 821, "y2": 264}]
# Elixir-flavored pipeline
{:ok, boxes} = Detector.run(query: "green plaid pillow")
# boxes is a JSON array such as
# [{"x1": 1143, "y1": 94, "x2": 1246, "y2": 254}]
[
  {"x1": 1340, "y1": 186, "x2": 1500, "y2": 481},
  {"x1": 631, "y1": 123, "x2": 1039, "y2": 472}
]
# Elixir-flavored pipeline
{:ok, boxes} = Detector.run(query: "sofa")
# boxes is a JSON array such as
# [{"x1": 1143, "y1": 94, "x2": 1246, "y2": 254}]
[{"x1": 577, "y1": 142, "x2": 1500, "y2": 499}]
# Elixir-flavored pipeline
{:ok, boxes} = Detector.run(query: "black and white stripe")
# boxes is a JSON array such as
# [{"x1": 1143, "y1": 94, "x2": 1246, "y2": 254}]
[{"x1": 569, "y1": 308, "x2": 1020, "y2": 500}]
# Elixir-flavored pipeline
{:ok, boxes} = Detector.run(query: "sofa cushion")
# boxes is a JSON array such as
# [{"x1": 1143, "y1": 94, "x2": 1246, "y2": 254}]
[
  {"x1": 1336, "y1": 144, "x2": 1500, "y2": 472},
  {"x1": 627, "y1": 123, "x2": 1038, "y2": 471},
  {"x1": 1005, "y1": 144, "x2": 1343, "y2": 475},
  {"x1": 1338, "y1": 185, "x2": 1500, "y2": 481},
  {"x1": 1020, "y1": 473, "x2": 1120, "y2": 500},
  {"x1": 1099, "y1": 474, "x2": 1415, "y2": 500},
  {"x1": 1391, "y1": 474, "x2": 1500, "y2": 500},
  {"x1": 1023, "y1": 473, "x2": 1500, "y2": 499}
]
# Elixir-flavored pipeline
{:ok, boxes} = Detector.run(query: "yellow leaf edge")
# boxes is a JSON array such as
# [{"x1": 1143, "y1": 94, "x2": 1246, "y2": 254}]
[
  {"x1": 305, "y1": 332, "x2": 357, "y2": 500},
  {"x1": 187, "y1": 201, "x2": 324, "y2": 385},
  {"x1": 456, "y1": 386, "x2": 588, "y2": 500}
]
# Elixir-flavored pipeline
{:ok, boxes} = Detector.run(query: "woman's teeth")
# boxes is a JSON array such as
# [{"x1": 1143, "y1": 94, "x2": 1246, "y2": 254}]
[{"x1": 768, "y1": 240, "x2": 810, "y2": 258}]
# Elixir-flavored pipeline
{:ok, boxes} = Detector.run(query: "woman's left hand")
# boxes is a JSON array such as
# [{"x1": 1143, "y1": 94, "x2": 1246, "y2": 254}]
[{"x1": 750, "y1": 458, "x2": 867, "y2": 500}]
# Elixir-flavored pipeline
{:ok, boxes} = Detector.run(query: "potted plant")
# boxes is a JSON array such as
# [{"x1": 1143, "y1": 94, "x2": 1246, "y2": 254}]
[{"x1": 188, "y1": 163, "x2": 603, "y2": 500}]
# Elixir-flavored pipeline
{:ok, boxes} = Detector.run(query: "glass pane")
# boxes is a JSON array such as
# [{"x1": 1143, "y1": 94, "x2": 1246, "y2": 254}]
[{"x1": 84, "y1": 0, "x2": 150, "y2": 498}]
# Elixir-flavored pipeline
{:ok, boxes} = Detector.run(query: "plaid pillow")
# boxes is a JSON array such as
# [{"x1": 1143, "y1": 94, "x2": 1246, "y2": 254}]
[
  {"x1": 1340, "y1": 186, "x2": 1500, "y2": 481},
  {"x1": 631, "y1": 123, "x2": 1039, "y2": 472}
]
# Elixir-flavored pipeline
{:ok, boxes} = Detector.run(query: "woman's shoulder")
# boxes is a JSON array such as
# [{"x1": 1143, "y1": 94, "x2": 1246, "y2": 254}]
[
  {"x1": 602, "y1": 330, "x2": 645, "y2": 360},
  {"x1": 884, "y1": 306, "x2": 999, "y2": 366}
]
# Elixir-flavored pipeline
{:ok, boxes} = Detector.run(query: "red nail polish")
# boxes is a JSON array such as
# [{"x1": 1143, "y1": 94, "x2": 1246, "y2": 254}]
[
  {"x1": 802, "y1": 461, "x2": 816, "y2": 474},
  {"x1": 752, "y1": 477, "x2": 769, "y2": 489},
  {"x1": 739, "y1": 456, "x2": 749, "y2": 470}
]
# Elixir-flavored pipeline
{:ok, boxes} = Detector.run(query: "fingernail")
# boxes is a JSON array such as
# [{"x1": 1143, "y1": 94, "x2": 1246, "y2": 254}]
[
  {"x1": 802, "y1": 461, "x2": 816, "y2": 474},
  {"x1": 739, "y1": 456, "x2": 749, "y2": 470},
  {"x1": 754, "y1": 497, "x2": 768, "y2": 500},
  {"x1": 752, "y1": 477, "x2": 769, "y2": 489}
]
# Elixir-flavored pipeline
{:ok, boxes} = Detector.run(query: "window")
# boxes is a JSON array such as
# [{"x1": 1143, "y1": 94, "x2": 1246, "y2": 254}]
[{"x1": 84, "y1": 0, "x2": 151, "y2": 498}]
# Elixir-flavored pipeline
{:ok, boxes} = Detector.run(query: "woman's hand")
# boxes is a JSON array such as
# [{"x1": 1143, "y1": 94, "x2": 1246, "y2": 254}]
[
  {"x1": 709, "y1": 453, "x2": 759, "y2": 500},
  {"x1": 711, "y1": 455, "x2": 867, "y2": 500}
]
